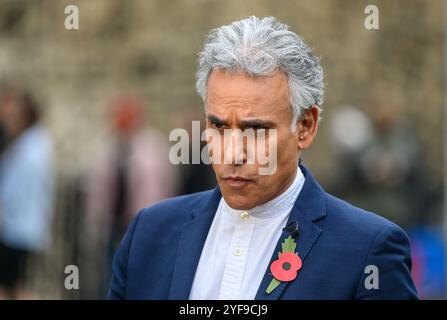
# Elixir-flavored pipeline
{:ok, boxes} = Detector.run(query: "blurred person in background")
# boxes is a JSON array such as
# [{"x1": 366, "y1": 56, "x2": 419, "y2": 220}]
[
  {"x1": 327, "y1": 101, "x2": 431, "y2": 227},
  {"x1": 0, "y1": 85, "x2": 54, "y2": 299},
  {"x1": 84, "y1": 95, "x2": 178, "y2": 297}
]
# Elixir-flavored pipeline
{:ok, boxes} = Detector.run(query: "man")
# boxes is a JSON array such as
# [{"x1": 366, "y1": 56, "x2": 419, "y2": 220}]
[
  {"x1": 108, "y1": 16, "x2": 418, "y2": 300},
  {"x1": 85, "y1": 95, "x2": 178, "y2": 296},
  {"x1": 0, "y1": 86, "x2": 54, "y2": 299}
]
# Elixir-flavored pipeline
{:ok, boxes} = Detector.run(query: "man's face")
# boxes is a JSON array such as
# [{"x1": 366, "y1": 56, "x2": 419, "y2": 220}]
[
  {"x1": 206, "y1": 69, "x2": 309, "y2": 210},
  {"x1": 0, "y1": 95, "x2": 27, "y2": 139}
]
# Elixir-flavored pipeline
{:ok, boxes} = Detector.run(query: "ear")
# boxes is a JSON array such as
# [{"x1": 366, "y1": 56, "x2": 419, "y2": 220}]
[{"x1": 297, "y1": 105, "x2": 319, "y2": 150}]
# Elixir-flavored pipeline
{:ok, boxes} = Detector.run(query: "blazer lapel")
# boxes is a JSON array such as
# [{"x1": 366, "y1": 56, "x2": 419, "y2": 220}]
[
  {"x1": 168, "y1": 188, "x2": 222, "y2": 299},
  {"x1": 255, "y1": 164, "x2": 327, "y2": 300}
]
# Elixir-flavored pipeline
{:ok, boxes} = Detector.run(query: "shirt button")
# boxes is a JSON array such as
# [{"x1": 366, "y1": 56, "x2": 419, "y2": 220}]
[
  {"x1": 234, "y1": 247, "x2": 242, "y2": 256},
  {"x1": 240, "y1": 211, "x2": 249, "y2": 220}
]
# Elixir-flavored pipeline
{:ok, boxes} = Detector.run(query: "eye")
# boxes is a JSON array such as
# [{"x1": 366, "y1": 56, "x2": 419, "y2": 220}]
[
  {"x1": 212, "y1": 122, "x2": 225, "y2": 129},
  {"x1": 247, "y1": 125, "x2": 264, "y2": 131}
]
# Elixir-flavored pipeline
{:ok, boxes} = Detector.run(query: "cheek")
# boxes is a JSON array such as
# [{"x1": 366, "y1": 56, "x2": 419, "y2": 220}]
[
  {"x1": 211, "y1": 163, "x2": 223, "y2": 176},
  {"x1": 255, "y1": 175, "x2": 273, "y2": 191},
  {"x1": 276, "y1": 131, "x2": 298, "y2": 162}
]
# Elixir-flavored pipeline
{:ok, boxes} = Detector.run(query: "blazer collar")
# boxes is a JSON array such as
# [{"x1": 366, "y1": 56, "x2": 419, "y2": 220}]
[
  {"x1": 168, "y1": 163, "x2": 327, "y2": 299},
  {"x1": 294, "y1": 163, "x2": 327, "y2": 223}
]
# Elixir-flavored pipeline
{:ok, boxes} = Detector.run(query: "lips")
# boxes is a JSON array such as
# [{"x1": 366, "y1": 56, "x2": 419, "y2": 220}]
[{"x1": 222, "y1": 176, "x2": 253, "y2": 189}]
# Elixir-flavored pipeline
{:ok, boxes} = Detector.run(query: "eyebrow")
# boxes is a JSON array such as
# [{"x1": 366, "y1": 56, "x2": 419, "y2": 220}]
[
  {"x1": 207, "y1": 114, "x2": 227, "y2": 126},
  {"x1": 240, "y1": 119, "x2": 275, "y2": 129},
  {"x1": 207, "y1": 114, "x2": 275, "y2": 129}
]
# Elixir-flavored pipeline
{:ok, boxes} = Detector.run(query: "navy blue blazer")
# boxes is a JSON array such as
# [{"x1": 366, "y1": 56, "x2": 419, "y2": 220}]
[{"x1": 108, "y1": 164, "x2": 418, "y2": 300}]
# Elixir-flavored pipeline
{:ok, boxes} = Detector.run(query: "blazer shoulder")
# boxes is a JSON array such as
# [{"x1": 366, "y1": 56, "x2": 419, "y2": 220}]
[
  {"x1": 323, "y1": 192, "x2": 407, "y2": 239},
  {"x1": 136, "y1": 189, "x2": 216, "y2": 225}
]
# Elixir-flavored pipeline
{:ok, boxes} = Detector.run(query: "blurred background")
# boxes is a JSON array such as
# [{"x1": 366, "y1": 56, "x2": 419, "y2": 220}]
[{"x1": 0, "y1": 0, "x2": 444, "y2": 299}]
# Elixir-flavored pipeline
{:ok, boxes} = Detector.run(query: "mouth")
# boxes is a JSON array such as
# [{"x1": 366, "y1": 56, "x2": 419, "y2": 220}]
[{"x1": 221, "y1": 175, "x2": 254, "y2": 189}]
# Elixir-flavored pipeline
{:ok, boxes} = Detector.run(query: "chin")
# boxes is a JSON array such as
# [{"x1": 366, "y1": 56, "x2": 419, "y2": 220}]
[{"x1": 222, "y1": 193, "x2": 257, "y2": 210}]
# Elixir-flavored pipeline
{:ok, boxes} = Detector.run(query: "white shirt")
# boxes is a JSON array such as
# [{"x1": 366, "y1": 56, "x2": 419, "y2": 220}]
[
  {"x1": 189, "y1": 167, "x2": 305, "y2": 300},
  {"x1": 0, "y1": 125, "x2": 54, "y2": 251}
]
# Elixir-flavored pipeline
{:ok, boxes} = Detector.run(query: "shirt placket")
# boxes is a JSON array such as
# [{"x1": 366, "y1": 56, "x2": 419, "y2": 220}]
[{"x1": 218, "y1": 216, "x2": 255, "y2": 300}]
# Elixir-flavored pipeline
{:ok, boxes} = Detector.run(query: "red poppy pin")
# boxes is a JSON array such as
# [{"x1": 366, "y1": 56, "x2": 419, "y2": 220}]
[{"x1": 266, "y1": 235, "x2": 302, "y2": 294}]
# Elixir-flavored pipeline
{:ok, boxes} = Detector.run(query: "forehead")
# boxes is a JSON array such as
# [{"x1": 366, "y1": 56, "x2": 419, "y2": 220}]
[{"x1": 206, "y1": 69, "x2": 290, "y2": 118}]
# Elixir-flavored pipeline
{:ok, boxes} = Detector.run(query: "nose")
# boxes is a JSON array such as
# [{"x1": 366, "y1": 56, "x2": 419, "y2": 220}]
[{"x1": 223, "y1": 129, "x2": 246, "y2": 165}]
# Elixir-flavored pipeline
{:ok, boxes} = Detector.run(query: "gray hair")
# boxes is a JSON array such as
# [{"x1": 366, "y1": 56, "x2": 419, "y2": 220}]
[{"x1": 196, "y1": 16, "x2": 324, "y2": 131}]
